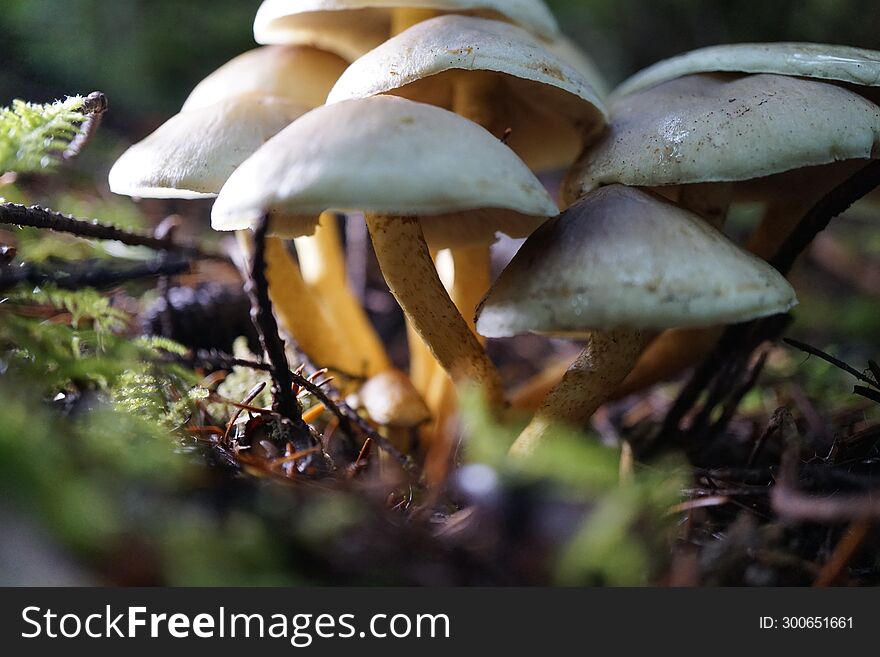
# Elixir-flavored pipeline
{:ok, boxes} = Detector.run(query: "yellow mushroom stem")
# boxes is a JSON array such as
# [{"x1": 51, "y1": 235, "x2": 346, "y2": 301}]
[
  {"x1": 365, "y1": 214, "x2": 505, "y2": 409},
  {"x1": 510, "y1": 330, "x2": 651, "y2": 457},
  {"x1": 424, "y1": 244, "x2": 493, "y2": 436},
  {"x1": 408, "y1": 319, "x2": 437, "y2": 396},
  {"x1": 257, "y1": 234, "x2": 358, "y2": 374},
  {"x1": 294, "y1": 212, "x2": 390, "y2": 377},
  {"x1": 747, "y1": 198, "x2": 815, "y2": 260},
  {"x1": 678, "y1": 182, "x2": 733, "y2": 230},
  {"x1": 390, "y1": 8, "x2": 440, "y2": 35}
]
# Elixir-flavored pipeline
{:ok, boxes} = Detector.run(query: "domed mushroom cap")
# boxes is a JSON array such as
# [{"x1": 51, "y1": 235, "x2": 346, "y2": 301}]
[
  {"x1": 565, "y1": 73, "x2": 880, "y2": 201},
  {"x1": 360, "y1": 369, "x2": 431, "y2": 428},
  {"x1": 615, "y1": 42, "x2": 880, "y2": 98},
  {"x1": 182, "y1": 46, "x2": 349, "y2": 111},
  {"x1": 254, "y1": 0, "x2": 560, "y2": 55},
  {"x1": 327, "y1": 15, "x2": 607, "y2": 171},
  {"x1": 211, "y1": 96, "x2": 558, "y2": 240},
  {"x1": 109, "y1": 96, "x2": 308, "y2": 199},
  {"x1": 476, "y1": 185, "x2": 797, "y2": 338}
]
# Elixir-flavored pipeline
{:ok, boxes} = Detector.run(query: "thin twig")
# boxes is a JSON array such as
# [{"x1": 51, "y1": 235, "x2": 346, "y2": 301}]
[
  {"x1": 784, "y1": 338, "x2": 878, "y2": 387},
  {"x1": 245, "y1": 214, "x2": 305, "y2": 430},
  {"x1": 0, "y1": 256, "x2": 189, "y2": 292},
  {"x1": 185, "y1": 349, "x2": 417, "y2": 475},
  {"x1": 0, "y1": 203, "x2": 222, "y2": 261}
]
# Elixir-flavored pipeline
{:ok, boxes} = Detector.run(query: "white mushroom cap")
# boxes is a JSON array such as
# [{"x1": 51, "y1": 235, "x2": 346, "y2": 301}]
[
  {"x1": 360, "y1": 369, "x2": 431, "y2": 428},
  {"x1": 615, "y1": 42, "x2": 880, "y2": 99},
  {"x1": 109, "y1": 96, "x2": 308, "y2": 199},
  {"x1": 254, "y1": 0, "x2": 560, "y2": 55},
  {"x1": 565, "y1": 73, "x2": 880, "y2": 202},
  {"x1": 211, "y1": 96, "x2": 558, "y2": 241},
  {"x1": 476, "y1": 185, "x2": 798, "y2": 338},
  {"x1": 182, "y1": 46, "x2": 348, "y2": 111},
  {"x1": 327, "y1": 15, "x2": 607, "y2": 172}
]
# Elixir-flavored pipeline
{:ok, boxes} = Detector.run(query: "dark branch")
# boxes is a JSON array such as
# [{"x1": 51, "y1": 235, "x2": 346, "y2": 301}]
[
  {"x1": 244, "y1": 214, "x2": 305, "y2": 431},
  {"x1": 0, "y1": 256, "x2": 189, "y2": 292},
  {"x1": 0, "y1": 203, "x2": 222, "y2": 261}
]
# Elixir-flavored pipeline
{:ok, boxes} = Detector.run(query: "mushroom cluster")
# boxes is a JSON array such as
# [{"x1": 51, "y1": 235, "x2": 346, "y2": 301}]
[{"x1": 110, "y1": 4, "x2": 880, "y2": 462}]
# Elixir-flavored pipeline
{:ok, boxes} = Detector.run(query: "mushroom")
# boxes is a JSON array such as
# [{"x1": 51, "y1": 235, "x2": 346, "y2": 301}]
[
  {"x1": 360, "y1": 369, "x2": 432, "y2": 451},
  {"x1": 108, "y1": 95, "x2": 308, "y2": 200},
  {"x1": 327, "y1": 14, "x2": 608, "y2": 172},
  {"x1": 108, "y1": 45, "x2": 376, "y2": 375},
  {"x1": 181, "y1": 45, "x2": 350, "y2": 111},
  {"x1": 253, "y1": 0, "x2": 560, "y2": 58},
  {"x1": 212, "y1": 95, "x2": 559, "y2": 408},
  {"x1": 551, "y1": 71, "x2": 880, "y2": 400},
  {"x1": 328, "y1": 14, "x2": 608, "y2": 410},
  {"x1": 476, "y1": 185, "x2": 798, "y2": 456}
]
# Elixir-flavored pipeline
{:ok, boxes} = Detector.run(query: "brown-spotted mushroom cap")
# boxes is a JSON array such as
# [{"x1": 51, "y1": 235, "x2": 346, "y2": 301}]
[
  {"x1": 614, "y1": 43, "x2": 880, "y2": 100},
  {"x1": 360, "y1": 369, "x2": 431, "y2": 428},
  {"x1": 211, "y1": 95, "x2": 558, "y2": 239},
  {"x1": 476, "y1": 185, "x2": 798, "y2": 338},
  {"x1": 327, "y1": 15, "x2": 608, "y2": 172},
  {"x1": 109, "y1": 96, "x2": 309, "y2": 199},
  {"x1": 182, "y1": 46, "x2": 349, "y2": 111},
  {"x1": 254, "y1": 0, "x2": 560, "y2": 58},
  {"x1": 564, "y1": 73, "x2": 880, "y2": 203}
]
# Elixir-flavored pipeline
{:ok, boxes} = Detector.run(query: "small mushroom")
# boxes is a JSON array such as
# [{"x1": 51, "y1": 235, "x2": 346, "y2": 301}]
[
  {"x1": 360, "y1": 369, "x2": 432, "y2": 451},
  {"x1": 108, "y1": 46, "x2": 372, "y2": 375},
  {"x1": 212, "y1": 96, "x2": 559, "y2": 408},
  {"x1": 476, "y1": 185, "x2": 797, "y2": 456}
]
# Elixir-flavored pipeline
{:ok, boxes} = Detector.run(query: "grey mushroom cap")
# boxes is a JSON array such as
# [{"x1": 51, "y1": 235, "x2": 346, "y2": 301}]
[
  {"x1": 211, "y1": 96, "x2": 558, "y2": 239},
  {"x1": 109, "y1": 95, "x2": 309, "y2": 199},
  {"x1": 327, "y1": 15, "x2": 608, "y2": 172},
  {"x1": 476, "y1": 185, "x2": 798, "y2": 338},
  {"x1": 615, "y1": 42, "x2": 880, "y2": 99},
  {"x1": 564, "y1": 73, "x2": 880, "y2": 202}
]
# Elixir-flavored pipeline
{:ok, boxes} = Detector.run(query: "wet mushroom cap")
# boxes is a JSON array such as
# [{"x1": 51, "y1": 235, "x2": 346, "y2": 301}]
[
  {"x1": 109, "y1": 95, "x2": 309, "y2": 199},
  {"x1": 211, "y1": 95, "x2": 558, "y2": 237},
  {"x1": 615, "y1": 42, "x2": 880, "y2": 99},
  {"x1": 254, "y1": 0, "x2": 560, "y2": 56},
  {"x1": 476, "y1": 185, "x2": 798, "y2": 338},
  {"x1": 182, "y1": 46, "x2": 349, "y2": 111},
  {"x1": 327, "y1": 15, "x2": 608, "y2": 171},
  {"x1": 564, "y1": 73, "x2": 880, "y2": 202},
  {"x1": 360, "y1": 369, "x2": 431, "y2": 428}
]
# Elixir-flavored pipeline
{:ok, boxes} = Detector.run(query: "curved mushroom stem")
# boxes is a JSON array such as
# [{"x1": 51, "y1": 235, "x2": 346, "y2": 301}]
[
  {"x1": 747, "y1": 198, "x2": 816, "y2": 260},
  {"x1": 510, "y1": 330, "x2": 650, "y2": 457},
  {"x1": 253, "y1": 234, "x2": 357, "y2": 374},
  {"x1": 365, "y1": 214, "x2": 506, "y2": 409},
  {"x1": 294, "y1": 212, "x2": 390, "y2": 377},
  {"x1": 425, "y1": 244, "x2": 493, "y2": 433}
]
